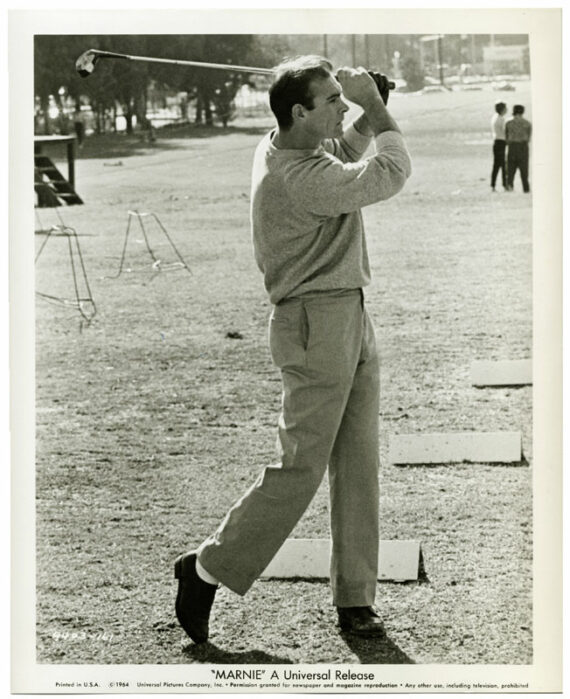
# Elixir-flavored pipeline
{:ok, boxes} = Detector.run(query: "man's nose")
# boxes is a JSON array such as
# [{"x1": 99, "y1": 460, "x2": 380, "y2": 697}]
[{"x1": 339, "y1": 99, "x2": 349, "y2": 113}]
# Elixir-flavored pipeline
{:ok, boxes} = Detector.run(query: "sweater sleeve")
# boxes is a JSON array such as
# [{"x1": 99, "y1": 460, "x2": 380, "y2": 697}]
[
  {"x1": 285, "y1": 131, "x2": 412, "y2": 217},
  {"x1": 322, "y1": 123, "x2": 374, "y2": 163}
]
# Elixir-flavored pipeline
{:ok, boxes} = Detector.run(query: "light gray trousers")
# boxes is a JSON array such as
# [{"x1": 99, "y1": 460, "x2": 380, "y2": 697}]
[{"x1": 197, "y1": 288, "x2": 380, "y2": 606}]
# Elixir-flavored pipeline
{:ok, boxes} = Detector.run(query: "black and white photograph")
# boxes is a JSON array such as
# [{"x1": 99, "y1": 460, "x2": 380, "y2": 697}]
[{"x1": 9, "y1": 6, "x2": 563, "y2": 694}]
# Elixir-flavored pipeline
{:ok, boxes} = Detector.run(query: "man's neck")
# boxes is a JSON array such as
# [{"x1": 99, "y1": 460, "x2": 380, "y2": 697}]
[{"x1": 273, "y1": 127, "x2": 321, "y2": 150}]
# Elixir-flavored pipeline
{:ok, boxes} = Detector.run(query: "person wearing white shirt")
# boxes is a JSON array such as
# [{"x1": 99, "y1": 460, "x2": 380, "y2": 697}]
[{"x1": 490, "y1": 101, "x2": 507, "y2": 192}]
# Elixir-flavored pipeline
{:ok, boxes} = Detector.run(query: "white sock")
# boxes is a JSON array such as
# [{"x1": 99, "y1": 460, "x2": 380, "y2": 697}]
[{"x1": 196, "y1": 558, "x2": 220, "y2": 586}]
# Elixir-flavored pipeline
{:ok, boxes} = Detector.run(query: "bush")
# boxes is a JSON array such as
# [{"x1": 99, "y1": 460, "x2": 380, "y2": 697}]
[
  {"x1": 401, "y1": 56, "x2": 425, "y2": 92},
  {"x1": 212, "y1": 81, "x2": 237, "y2": 128}
]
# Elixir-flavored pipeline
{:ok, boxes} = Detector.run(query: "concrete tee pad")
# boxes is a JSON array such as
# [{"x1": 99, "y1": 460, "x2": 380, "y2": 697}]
[
  {"x1": 471, "y1": 359, "x2": 532, "y2": 387},
  {"x1": 261, "y1": 538, "x2": 421, "y2": 582},
  {"x1": 388, "y1": 431, "x2": 522, "y2": 464}
]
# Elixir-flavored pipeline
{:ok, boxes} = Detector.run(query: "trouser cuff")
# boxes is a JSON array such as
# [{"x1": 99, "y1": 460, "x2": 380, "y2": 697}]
[{"x1": 332, "y1": 582, "x2": 377, "y2": 608}]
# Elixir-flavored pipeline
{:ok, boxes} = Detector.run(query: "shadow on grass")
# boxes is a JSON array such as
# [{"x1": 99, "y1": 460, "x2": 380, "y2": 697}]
[
  {"x1": 339, "y1": 631, "x2": 415, "y2": 664},
  {"x1": 182, "y1": 641, "x2": 294, "y2": 664},
  {"x1": 157, "y1": 123, "x2": 271, "y2": 140},
  {"x1": 394, "y1": 455, "x2": 529, "y2": 468},
  {"x1": 74, "y1": 123, "x2": 271, "y2": 161}
]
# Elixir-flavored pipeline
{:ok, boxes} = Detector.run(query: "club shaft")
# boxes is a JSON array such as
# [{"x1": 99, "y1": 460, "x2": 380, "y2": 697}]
[
  {"x1": 96, "y1": 50, "x2": 274, "y2": 75},
  {"x1": 79, "y1": 49, "x2": 395, "y2": 91}
]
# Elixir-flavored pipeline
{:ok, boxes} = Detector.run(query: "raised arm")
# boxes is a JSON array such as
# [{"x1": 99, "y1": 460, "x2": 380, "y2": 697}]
[
  {"x1": 286, "y1": 68, "x2": 411, "y2": 217},
  {"x1": 337, "y1": 67, "x2": 402, "y2": 137}
]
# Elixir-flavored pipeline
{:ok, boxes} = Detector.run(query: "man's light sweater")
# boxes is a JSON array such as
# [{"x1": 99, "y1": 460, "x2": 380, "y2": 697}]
[{"x1": 251, "y1": 122, "x2": 412, "y2": 305}]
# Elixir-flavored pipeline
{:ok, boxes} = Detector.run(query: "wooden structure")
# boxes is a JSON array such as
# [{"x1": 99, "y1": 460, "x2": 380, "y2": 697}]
[{"x1": 34, "y1": 135, "x2": 83, "y2": 206}]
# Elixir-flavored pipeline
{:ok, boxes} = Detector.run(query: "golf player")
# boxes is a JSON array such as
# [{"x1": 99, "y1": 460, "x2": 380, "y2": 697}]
[{"x1": 175, "y1": 55, "x2": 411, "y2": 642}]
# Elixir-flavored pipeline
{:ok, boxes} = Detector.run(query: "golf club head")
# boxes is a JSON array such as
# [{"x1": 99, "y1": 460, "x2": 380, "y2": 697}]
[{"x1": 76, "y1": 50, "x2": 100, "y2": 78}]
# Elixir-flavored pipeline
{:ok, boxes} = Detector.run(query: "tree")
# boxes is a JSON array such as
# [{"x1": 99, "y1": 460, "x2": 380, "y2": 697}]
[
  {"x1": 144, "y1": 35, "x2": 273, "y2": 126},
  {"x1": 34, "y1": 35, "x2": 84, "y2": 134},
  {"x1": 400, "y1": 55, "x2": 425, "y2": 91},
  {"x1": 33, "y1": 33, "x2": 292, "y2": 135},
  {"x1": 192, "y1": 36, "x2": 256, "y2": 126},
  {"x1": 98, "y1": 36, "x2": 151, "y2": 134},
  {"x1": 212, "y1": 80, "x2": 237, "y2": 127}
]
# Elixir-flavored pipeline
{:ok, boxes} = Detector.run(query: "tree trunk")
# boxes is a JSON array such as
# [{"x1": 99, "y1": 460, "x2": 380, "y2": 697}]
[
  {"x1": 135, "y1": 89, "x2": 148, "y2": 130},
  {"x1": 124, "y1": 101, "x2": 134, "y2": 134},
  {"x1": 205, "y1": 100, "x2": 213, "y2": 126},
  {"x1": 195, "y1": 94, "x2": 203, "y2": 124},
  {"x1": 54, "y1": 94, "x2": 68, "y2": 135},
  {"x1": 197, "y1": 85, "x2": 213, "y2": 126},
  {"x1": 135, "y1": 89, "x2": 155, "y2": 141},
  {"x1": 40, "y1": 94, "x2": 51, "y2": 135}
]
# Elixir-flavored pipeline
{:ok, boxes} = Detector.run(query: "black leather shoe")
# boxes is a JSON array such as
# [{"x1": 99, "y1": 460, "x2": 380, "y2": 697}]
[
  {"x1": 174, "y1": 552, "x2": 217, "y2": 643},
  {"x1": 337, "y1": 606, "x2": 385, "y2": 636}
]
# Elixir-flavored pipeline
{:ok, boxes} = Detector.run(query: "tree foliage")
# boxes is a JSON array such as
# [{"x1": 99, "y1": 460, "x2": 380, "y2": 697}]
[
  {"x1": 34, "y1": 34, "x2": 283, "y2": 133},
  {"x1": 400, "y1": 56, "x2": 425, "y2": 92}
]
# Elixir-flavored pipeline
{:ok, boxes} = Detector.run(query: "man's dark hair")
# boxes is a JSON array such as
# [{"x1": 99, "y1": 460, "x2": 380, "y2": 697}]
[
  {"x1": 495, "y1": 101, "x2": 506, "y2": 114},
  {"x1": 269, "y1": 55, "x2": 334, "y2": 130},
  {"x1": 513, "y1": 104, "x2": 525, "y2": 115}
]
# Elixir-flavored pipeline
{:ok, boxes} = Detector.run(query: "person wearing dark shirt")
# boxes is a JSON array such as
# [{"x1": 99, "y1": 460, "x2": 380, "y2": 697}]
[{"x1": 505, "y1": 104, "x2": 532, "y2": 193}]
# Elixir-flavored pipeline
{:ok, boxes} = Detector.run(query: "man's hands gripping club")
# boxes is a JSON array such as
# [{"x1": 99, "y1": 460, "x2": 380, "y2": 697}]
[
  {"x1": 336, "y1": 67, "x2": 401, "y2": 137},
  {"x1": 336, "y1": 67, "x2": 392, "y2": 106},
  {"x1": 367, "y1": 72, "x2": 393, "y2": 106}
]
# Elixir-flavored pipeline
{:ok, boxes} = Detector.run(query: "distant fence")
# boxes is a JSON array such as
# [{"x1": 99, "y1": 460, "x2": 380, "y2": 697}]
[
  {"x1": 35, "y1": 87, "x2": 274, "y2": 136},
  {"x1": 234, "y1": 86, "x2": 271, "y2": 118}
]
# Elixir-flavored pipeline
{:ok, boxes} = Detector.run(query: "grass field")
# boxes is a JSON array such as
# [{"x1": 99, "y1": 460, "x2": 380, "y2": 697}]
[{"x1": 34, "y1": 82, "x2": 533, "y2": 665}]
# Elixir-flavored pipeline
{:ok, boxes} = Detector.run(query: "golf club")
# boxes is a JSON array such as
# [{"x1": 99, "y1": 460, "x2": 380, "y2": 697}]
[
  {"x1": 75, "y1": 48, "x2": 395, "y2": 96},
  {"x1": 76, "y1": 49, "x2": 276, "y2": 78}
]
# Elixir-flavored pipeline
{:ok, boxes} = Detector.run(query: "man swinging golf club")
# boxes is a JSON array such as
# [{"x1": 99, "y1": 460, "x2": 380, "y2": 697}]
[{"x1": 175, "y1": 55, "x2": 411, "y2": 642}]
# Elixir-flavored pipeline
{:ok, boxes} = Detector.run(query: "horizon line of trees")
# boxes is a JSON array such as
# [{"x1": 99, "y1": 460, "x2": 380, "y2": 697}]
[{"x1": 34, "y1": 33, "x2": 530, "y2": 136}]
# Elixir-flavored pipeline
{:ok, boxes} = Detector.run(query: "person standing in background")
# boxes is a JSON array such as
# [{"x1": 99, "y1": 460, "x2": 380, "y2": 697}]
[
  {"x1": 490, "y1": 101, "x2": 507, "y2": 192},
  {"x1": 505, "y1": 104, "x2": 532, "y2": 193}
]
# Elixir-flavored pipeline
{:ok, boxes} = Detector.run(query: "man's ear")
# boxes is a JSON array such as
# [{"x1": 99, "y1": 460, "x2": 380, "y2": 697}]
[{"x1": 291, "y1": 103, "x2": 306, "y2": 122}]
